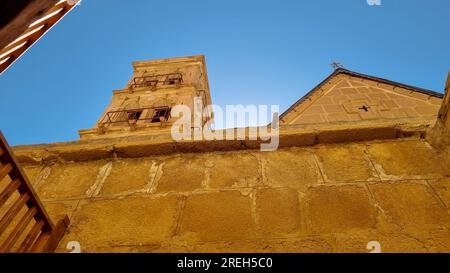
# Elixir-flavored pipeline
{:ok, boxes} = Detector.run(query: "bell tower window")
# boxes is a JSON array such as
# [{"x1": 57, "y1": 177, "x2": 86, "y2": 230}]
[
  {"x1": 151, "y1": 107, "x2": 171, "y2": 123},
  {"x1": 127, "y1": 110, "x2": 142, "y2": 120}
]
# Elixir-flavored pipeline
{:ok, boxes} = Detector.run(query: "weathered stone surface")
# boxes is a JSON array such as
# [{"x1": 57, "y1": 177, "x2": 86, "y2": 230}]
[
  {"x1": 367, "y1": 140, "x2": 447, "y2": 179},
  {"x1": 316, "y1": 126, "x2": 397, "y2": 143},
  {"x1": 255, "y1": 188, "x2": 301, "y2": 235},
  {"x1": 36, "y1": 161, "x2": 108, "y2": 200},
  {"x1": 331, "y1": 231, "x2": 446, "y2": 253},
  {"x1": 100, "y1": 158, "x2": 153, "y2": 195},
  {"x1": 283, "y1": 72, "x2": 442, "y2": 127},
  {"x1": 155, "y1": 155, "x2": 204, "y2": 193},
  {"x1": 180, "y1": 191, "x2": 255, "y2": 241},
  {"x1": 413, "y1": 229, "x2": 450, "y2": 252},
  {"x1": 43, "y1": 200, "x2": 79, "y2": 224},
  {"x1": 303, "y1": 185, "x2": 377, "y2": 234},
  {"x1": 163, "y1": 237, "x2": 333, "y2": 253},
  {"x1": 9, "y1": 137, "x2": 450, "y2": 253},
  {"x1": 315, "y1": 144, "x2": 378, "y2": 182},
  {"x1": 57, "y1": 236, "x2": 334, "y2": 253},
  {"x1": 429, "y1": 177, "x2": 450, "y2": 207},
  {"x1": 65, "y1": 196, "x2": 179, "y2": 247},
  {"x1": 428, "y1": 72, "x2": 450, "y2": 149},
  {"x1": 263, "y1": 148, "x2": 321, "y2": 189},
  {"x1": 22, "y1": 165, "x2": 42, "y2": 185},
  {"x1": 370, "y1": 182, "x2": 449, "y2": 228},
  {"x1": 208, "y1": 152, "x2": 260, "y2": 188}
]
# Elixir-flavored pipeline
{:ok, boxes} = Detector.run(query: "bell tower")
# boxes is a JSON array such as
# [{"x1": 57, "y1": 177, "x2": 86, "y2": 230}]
[{"x1": 79, "y1": 55, "x2": 213, "y2": 139}]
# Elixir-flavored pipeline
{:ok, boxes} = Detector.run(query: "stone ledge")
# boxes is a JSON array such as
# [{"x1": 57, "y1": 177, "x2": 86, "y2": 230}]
[{"x1": 13, "y1": 117, "x2": 436, "y2": 164}]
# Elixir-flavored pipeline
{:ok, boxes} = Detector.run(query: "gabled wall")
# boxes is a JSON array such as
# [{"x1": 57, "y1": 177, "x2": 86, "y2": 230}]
[{"x1": 281, "y1": 73, "x2": 442, "y2": 126}]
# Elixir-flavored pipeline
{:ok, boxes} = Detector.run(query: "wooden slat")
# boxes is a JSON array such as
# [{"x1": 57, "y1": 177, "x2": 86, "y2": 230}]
[
  {"x1": 0, "y1": 193, "x2": 29, "y2": 237},
  {"x1": 0, "y1": 0, "x2": 59, "y2": 49},
  {"x1": 0, "y1": 1, "x2": 77, "y2": 74},
  {"x1": 0, "y1": 179, "x2": 21, "y2": 209},
  {"x1": 0, "y1": 131, "x2": 70, "y2": 253},
  {"x1": 30, "y1": 231, "x2": 50, "y2": 253},
  {"x1": 0, "y1": 163, "x2": 12, "y2": 181},
  {"x1": 0, "y1": 207, "x2": 37, "y2": 252},
  {"x1": 42, "y1": 215, "x2": 70, "y2": 252},
  {"x1": 0, "y1": 132, "x2": 54, "y2": 231},
  {"x1": 30, "y1": 215, "x2": 69, "y2": 253},
  {"x1": 17, "y1": 220, "x2": 44, "y2": 253}
]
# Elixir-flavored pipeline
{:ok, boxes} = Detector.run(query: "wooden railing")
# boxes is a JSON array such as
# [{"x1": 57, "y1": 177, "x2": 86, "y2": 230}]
[
  {"x1": 130, "y1": 73, "x2": 183, "y2": 89},
  {"x1": 99, "y1": 106, "x2": 172, "y2": 126},
  {"x1": 0, "y1": 131, "x2": 69, "y2": 253}
]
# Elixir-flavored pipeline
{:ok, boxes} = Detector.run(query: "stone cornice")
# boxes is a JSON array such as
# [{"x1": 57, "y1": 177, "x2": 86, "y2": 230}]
[{"x1": 13, "y1": 117, "x2": 436, "y2": 165}]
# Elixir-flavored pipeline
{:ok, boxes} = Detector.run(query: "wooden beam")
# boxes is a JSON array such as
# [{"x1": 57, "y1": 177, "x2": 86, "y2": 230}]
[
  {"x1": 30, "y1": 231, "x2": 50, "y2": 253},
  {"x1": 0, "y1": 0, "x2": 58, "y2": 49},
  {"x1": 32, "y1": 215, "x2": 70, "y2": 253},
  {"x1": 17, "y1": 220, "x2": 44, "y2": 253},
  {"x1": 0, "y1": 163, "x2": 13, "y2": 181},
  {"x1": 0, "y1": 207, "x2": 37, "y2": 252},
  {"x1": 0, "y1": 1, "x2": 68, "y2": 54},
  {"x1": 0, "y1": 131, "x2": 54, "y2": 231},
  {"x1": 0, "y1": 179, "x2": 21, "y2": 209},
  {"x1": 0, "y1": 1, "x2": 78, "y2": 74},
  {"x1": 0, "y1": 193, "x2": 30, "y2": 237},
  {"x1": 0, "y1": 131, "x2": 70, "y2": 253}
]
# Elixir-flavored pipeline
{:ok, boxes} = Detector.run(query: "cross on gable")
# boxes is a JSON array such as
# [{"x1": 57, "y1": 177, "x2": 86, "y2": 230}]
[
  {"x1": 359, "y1": 105, "x2": 370, "y2": 112},
  {"x1": 330, "y1": 62, "x2": 344, "y2": 70},
  {"x1": 342, "y1": 99, "x2": 388, "y2": 116}
]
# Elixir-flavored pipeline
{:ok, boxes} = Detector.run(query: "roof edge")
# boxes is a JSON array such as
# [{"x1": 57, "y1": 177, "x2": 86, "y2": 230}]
[{"x1": 280, "y1": 68, "x2": 444, "y2": 121}]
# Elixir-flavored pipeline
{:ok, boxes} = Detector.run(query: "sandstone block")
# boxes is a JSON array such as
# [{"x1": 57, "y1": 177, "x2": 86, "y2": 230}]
[
  {"x1": 22, "y1": 165, "x2": 42, "y2": 185},
  {"x1": 156, "y1": 155, "x2": 204, "y2": 193},
  {"x1": 180, "y1": 191, "x2": 255, "y2": 241},
  {"x1": 43, "y1": 200, "x2": 78, "y2": 224},
  {"x1": 367, "y1": 140, "x2": 447, "y2": 179},
  {"x1": 315, "y1": 144, "x2": 378, "y2": 183},
  {"x1": 185, "y1": 237, "x2": 332, "y2": 253},
  {"x1": 429, "y1": 177, "x2": 450, "y2": 207},
  {"x1": 255, "y1": 188, "x2": 301, "y2": 235},
  {"x1": 323, "y1": 104, "x2": 345, "y2": 113},
  {"x1": 332, "y1": 231, "x2": 436, "y2": 253},
  {"x1": 369, "y1": 182, "x2": 449, "y2": 228},
  {"x1": 101, "y1": 158, "x2": 154, "y2": 195},
  {"x1": 303, "y1": 105, "x2": 325, "y2": 114},
  {"x1": 66, "y1": 196, "x2": 179, "y2": 247},
  {"x1": 414, "y1": 105, "x2": 439, "y2": 116},
  {"x1": 326, "y1": 113, "x2": 349, "y2": 122},
  {"x1": 209, "y1": 153, "x2": 260, "y2": 188},
  {"x1": 293, "y1": 114, "x2": 325, "y2": 124},
  {"x1": 263, "y1": 148, "x2": 321, "y2": 189},
  {"x1": 303, "y1": 185, "x2": 377, "y2": 234},
  {"x1": 37, "y1": 161, "x2": 108, "y2": 200}
]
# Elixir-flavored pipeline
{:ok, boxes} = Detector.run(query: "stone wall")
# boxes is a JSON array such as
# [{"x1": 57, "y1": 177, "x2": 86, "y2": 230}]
[
  {"x1": 19, "y1": 138, "x2": 450, "y2": 253},
  {"x1": 281, "y1": 73, "x2": 443, "y2": 126},
  {"x1": 429, "y1": 72, "x2": 450, "y2": 152}
]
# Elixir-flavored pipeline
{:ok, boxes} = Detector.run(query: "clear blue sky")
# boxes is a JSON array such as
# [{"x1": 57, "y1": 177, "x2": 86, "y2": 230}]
[{"x1": 1, "y1": 0, "x2": 449, "y2": 145}]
